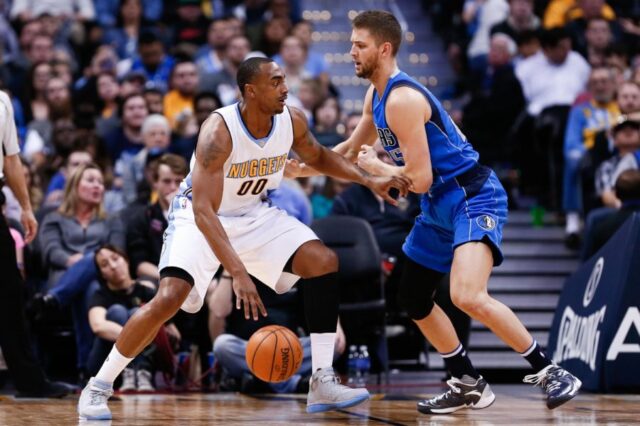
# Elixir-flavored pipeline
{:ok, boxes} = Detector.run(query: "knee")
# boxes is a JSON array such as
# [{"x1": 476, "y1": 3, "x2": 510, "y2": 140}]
[
  {"x1": 398, "y1": 284, "x2": 436, "y2": 320},
  {"x1": 299, "y1": 247, "x2": 339, "y2": 278},
  {"x1": 148, "y1": 291, "x2": 185, "y2": 319},
  {"x1": 213, "y1": 334, "x2": 239, "y2": 360},
  {"x1": 106, "y1": 304, "x2": 129, "y2": 324},
  {"x1": 451, "y1": 288, "x2": 490, "y2": 318}
]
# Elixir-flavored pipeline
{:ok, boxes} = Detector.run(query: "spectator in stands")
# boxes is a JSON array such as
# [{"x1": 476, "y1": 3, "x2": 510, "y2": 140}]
[
  {"x1": 129, "y1": 32, "x2": 175, "y2": 92},
  {"x1": 95, "y1": 72, "x2": 121, "y2": 138},
  {"x1": 563, "y1": 66, "x2": 619, "y2": 245},
  {"x1": 40, "y1": 164, "x2": 122, "y2": 287},
  {"x1": 582, "y1": 169, "x2": 640, "y2": 258},
  {"x1": 143, "y1": 87, "x2": 164, "y2": 115},
  {"x1": 163, "y1": 60, "x2": 199, "y2": 131},
  {"x1": 463, "y1": 33, "x2": 525, "y2": 166},
  {"x1": 565, "y1": 5, "x2": 621, "y2": 59},
  {"x1": 35, "y1": 163, "x2": 125, "y2": 372},
  {"x1": 211, "y1": 274, "x2": 345, "y2": 393},
  {"x1": 466, "y1": 0, "x2": 509, "y2": 80},
  {"x1": 44, "y1": 147, "x2": 93, "y2": 206},
  {"x1": 516, "y1": 27, "x2": 591, "y2": 118},
  {"x1": 312, "y1": 96, "x2": 342, "y2": 148},
  {"x1": 22, "y1": 61, "x2": 52, "y2": 124},
  {"x1": 121, "y1": 114, "x2": 171, "y2": 205},
  {"x1": 578, "y1": 17, "x2": 614, "y2": 66},
  {"x1": 170, "y1": 91, "x2": 221, "y2": 161},
  {"x1": 10, "y1": 0, "x2": 95, "y2": 23},
  {"x1": 88, "y1": 244, "x2": 179, "y2": 390},
  {"x1": 514, "y1": 27, "x2": 591, "y2": 208},
  {"x1": 95, "y1": 0, "x2": 162, "y2": 29},
  {"x1": 490, "y1": 0, "x2": 540, "y2": 45},
  {"x1": 104, "y1": 93, "x2": 148, "y2": 172},
  {"x1": 595, "y1": 116, "x2": 640, "y2": 209},
  {"x1": 275, "y1": 36, "x2": 312, "y2": 97},
  {"x1": 103, "y1": 0, "x2": 148, "y2": 61},
  {"x1": 543, "y1": 0, "x2": 616, "y2": 29},
  {"x1": 125, "y1": 154, "x2": 187, "y2": 281},
  {"x1": 171, "y1": 0, "x2": 209, "y2": 48},
  {"x1": 200, "y1": 35, "x2": 250, "y2": 106},
  {"x1": 343, "y1": 112, "x2": 362, "y2": 139},
  {"x1": 196, "y1": 18, "x2": 232, "y2": 76},
  {"x1": 296, "y1": 78, "x2": 322, "y2": 124}
]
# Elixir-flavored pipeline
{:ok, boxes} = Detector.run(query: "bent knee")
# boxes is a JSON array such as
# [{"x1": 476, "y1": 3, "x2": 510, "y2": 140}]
[
  {"x1": 299, "y1": 247, "x2": 339, "y2": 277},
  {"x1": 451, "y1": 291, "x2": 490, "y2": 317},
  {"x1": 149, "y1": 291, "x2": 186, "y2": 318}
]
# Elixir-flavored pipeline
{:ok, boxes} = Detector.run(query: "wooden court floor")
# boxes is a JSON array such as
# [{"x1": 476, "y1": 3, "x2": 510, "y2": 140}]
[{"x1": 0, "y1": 384, "x2": 638, "y2": 425}]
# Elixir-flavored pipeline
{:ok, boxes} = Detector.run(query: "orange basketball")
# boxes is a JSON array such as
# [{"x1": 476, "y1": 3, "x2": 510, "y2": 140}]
[{"x1": 245, "y1": 325, "x2": 303, "y2": 383}]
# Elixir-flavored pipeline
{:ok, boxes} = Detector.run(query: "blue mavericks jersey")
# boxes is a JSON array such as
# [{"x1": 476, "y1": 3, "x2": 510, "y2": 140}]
[{"x1": 372, "y1": 70, "x2": 479, "y2": 192}]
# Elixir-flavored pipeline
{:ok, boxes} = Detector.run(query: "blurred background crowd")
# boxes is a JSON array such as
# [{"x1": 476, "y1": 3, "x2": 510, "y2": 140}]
[{"x1": 0, "y1": 0, "x2": 639, "y2": 394}]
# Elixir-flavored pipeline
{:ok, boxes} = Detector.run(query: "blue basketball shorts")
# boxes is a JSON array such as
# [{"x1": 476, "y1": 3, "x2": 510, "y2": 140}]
[{"x1": 403, "y1": 167, "x2": 508, "y2": 273}]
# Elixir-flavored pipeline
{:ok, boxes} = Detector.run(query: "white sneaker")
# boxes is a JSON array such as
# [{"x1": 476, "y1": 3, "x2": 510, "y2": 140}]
[
  {"x1": 119, "y1": 368, "x2": 136, "y2": 392},
  {"x1": 136, "y1": 369, "x2": 155, "y2": 392},
  {"x1": 77, "y1": 377, "x2": 114, "y2": 421},
  {"x1": 306, "y1": 367, "x2": 370, "y2": 413}
]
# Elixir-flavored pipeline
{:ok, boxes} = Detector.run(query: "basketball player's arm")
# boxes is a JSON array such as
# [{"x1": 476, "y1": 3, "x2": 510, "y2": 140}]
[
  {"x1": 357, "y1": 87, "x2": 433, "y2": 193},
  {"x1": 286, "y1": 87, "x2": 379, "y2": 178},
  {"x1": 289, "y1": 107, "x2": 409, "y2": 205},
  {"x1": 192, "y1": 115, "x2": 267, "y2": 321}
]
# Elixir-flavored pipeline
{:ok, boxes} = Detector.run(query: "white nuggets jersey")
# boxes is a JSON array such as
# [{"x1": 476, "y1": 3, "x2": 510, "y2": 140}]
[{"x1": 179, "y1": 103, "x2": 293, "y2": 216}]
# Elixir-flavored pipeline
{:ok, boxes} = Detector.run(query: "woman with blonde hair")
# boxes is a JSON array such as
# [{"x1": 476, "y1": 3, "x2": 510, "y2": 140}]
[{"x1": 35, "y1": 164, "x2": 125, "y2": 377}]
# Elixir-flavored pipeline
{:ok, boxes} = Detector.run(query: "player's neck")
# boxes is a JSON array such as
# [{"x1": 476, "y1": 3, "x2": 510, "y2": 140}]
[
  {"x1": 238, "y1": 101, "x2": 273, "y2": 137},
  {"x1": 370, "y1": 60, "x2": 399, "y2": 96}
]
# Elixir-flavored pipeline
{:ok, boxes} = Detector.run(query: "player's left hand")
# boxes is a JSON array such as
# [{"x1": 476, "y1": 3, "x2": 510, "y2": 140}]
[
  {"x1": 366, "y1": 175, "x2": 411, "y2": 206},
  {"x1": 284, "y1": 158, "x2": 302, "y2": 179}
]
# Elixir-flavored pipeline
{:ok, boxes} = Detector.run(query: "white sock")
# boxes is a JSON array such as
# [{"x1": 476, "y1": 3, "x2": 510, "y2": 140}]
[
  {"x1": 566, "y1": 212, "x2": 580, "y2": 234},
  {"x1": 95, "y1": 346, "x2": 134, "y2": 385},
  {"x1": 310, "y1": 332, "x2": 335, "y2": 372}
]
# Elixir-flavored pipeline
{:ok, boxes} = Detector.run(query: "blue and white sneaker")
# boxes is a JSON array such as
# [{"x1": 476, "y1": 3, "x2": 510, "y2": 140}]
[
  {"x1": 523, "y1": 364, "x2": 582, "y2": 409},
  {"x1": 417, "y1": 375, "x2": 495, "y2": 414},
  {"x1": 306, "y1": 367, "x2": 370, "y2": 413},
  {"x1": 78, "y1": 377, "x2": 114, "y2": 420}
]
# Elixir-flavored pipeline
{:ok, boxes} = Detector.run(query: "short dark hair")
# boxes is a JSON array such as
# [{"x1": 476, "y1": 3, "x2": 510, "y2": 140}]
[
  {"x1": 236, "y1": 57, "x2": 274, "y2": 95},
  {"x1": 195, "y1": 91, "x2": 222, "y2": 108},
  {"x1": 352, "y1": 10, "x2": 402, "y2": 56},
  {"x1": 615, "y1": 169, "x2": 640, "y2": 202},
  {"x1": 539, "y1": 27, "x2": 570, "y2": 48},
  {"x1": 139, "y1": 31, "x2": 161, "y2": 46}
]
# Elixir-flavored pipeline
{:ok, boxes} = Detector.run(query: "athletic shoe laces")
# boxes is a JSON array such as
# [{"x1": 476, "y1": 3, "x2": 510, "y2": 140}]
[{"x1": 523, "y1": 365, "x2": 562, "y2": 393}]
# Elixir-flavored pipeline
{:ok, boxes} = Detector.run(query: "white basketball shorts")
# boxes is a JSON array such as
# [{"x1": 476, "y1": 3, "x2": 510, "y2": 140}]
[{"x1": 158, "y1": 195, "x2": 318, "y2": 313}]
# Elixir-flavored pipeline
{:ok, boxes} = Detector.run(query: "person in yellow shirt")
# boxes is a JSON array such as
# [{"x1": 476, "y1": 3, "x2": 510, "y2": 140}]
[
  {"x1": 544, "y1": 0, "x2": 615, "y2": 29},
  {"x1": 163, "y1": 60, "x2": 200, "y2": 131}
]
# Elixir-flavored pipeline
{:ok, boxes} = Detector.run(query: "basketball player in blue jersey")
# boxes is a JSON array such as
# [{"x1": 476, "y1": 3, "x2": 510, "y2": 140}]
[
  {"x1": 288, "y1": 10, "x2": 581, "y2": 414},
  {"x1": 78, "y1": 57, "x2": 410, "y2": 421}
]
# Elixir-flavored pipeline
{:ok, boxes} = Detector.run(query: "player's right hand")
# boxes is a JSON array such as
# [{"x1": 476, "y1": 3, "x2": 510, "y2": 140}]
[
  {"x1": 232, "y1": 272, "x2": 268, "y2": 321},
  {"x1": 284, "y1": 158, "x2": 302, "y2": 178}
]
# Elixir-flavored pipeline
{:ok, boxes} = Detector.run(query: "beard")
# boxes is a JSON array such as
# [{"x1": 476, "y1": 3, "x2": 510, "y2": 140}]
[{"x1": 356, "y1": 58, "x2": 376, "y2": 79}]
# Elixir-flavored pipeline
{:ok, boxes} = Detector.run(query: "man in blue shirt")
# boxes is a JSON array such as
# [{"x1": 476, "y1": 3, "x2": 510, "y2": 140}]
[{"x1": 288, "y1": 10, "x2": 581, "y2": 415}]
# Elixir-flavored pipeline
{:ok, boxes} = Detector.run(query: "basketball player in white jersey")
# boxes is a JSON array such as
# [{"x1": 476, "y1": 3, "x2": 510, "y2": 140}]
[{"x1": 78, "y1": 57, "x2": 409, "y2": 421}]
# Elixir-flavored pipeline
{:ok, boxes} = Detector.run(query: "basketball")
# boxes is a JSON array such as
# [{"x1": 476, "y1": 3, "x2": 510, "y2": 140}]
[{"x1": 245, "y1": 325, "x2": 303, "y2": 383}]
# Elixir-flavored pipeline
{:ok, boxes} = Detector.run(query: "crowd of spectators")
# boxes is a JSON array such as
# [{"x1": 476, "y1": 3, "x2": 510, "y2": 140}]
[
  {"x1": 3, "y1": 0, "x2": 639, "y2": 394},
  {"x1": 0, "y1": 0, "x2": 423, "y2": 392},
  {"x1": 427, "y1": 0, "x2": 640, "y2": 248}
]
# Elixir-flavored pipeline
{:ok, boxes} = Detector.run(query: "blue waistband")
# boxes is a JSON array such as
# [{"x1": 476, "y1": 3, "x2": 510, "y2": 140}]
[{"x1": 427, "y1": 163, "x2": 491, "y2": 199}]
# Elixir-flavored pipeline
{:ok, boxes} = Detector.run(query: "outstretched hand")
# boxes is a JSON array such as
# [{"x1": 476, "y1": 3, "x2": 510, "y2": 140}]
[
  {"x1": 232, "y1": 272, "x2": 268, "y2": 321},
  {"x1": 366, "y1": 175, "x2": 411, "y2": 206}
]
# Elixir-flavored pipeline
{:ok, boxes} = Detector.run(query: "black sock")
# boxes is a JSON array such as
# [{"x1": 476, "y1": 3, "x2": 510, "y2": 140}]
[
  {"x1": 441, "y1": 344, "x2": 480, "y2": 380},
  {"x1": 521, "y1": 340, "x2": 553, "y2": 371},
  {"x1": 301, "y1": 272, "x2": 339, "y2": 333}
]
